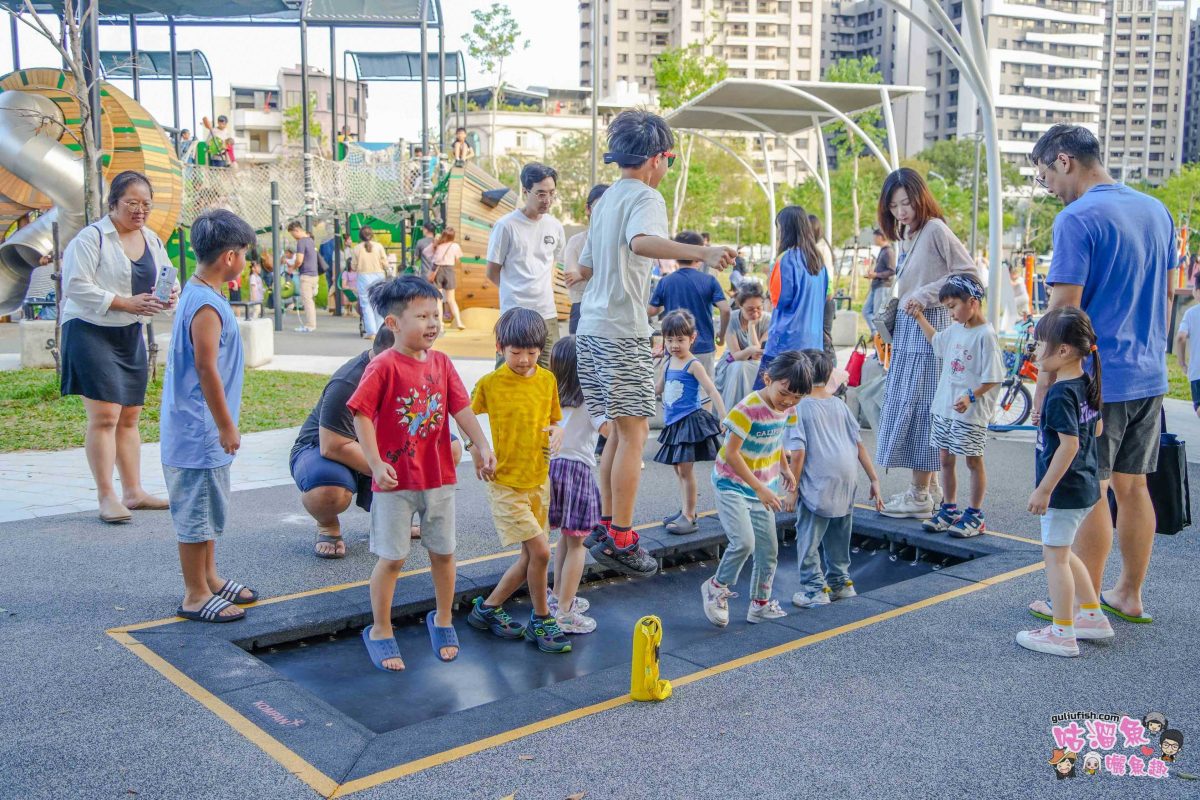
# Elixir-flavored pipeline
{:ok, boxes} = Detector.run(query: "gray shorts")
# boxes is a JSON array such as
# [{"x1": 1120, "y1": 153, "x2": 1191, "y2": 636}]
[
  {"x1": 1040, "y1": 506, "x2": 1091, "y2": 547},
  {"x1": 163, "y1": 464, "x2": 230, "y2": 544},
  {"x1": 1097, "y1": 395, "x2": 1163, "y2": 480},
  {"x1": 370, "y1": 484, "x2": 457, "y2": 561}
]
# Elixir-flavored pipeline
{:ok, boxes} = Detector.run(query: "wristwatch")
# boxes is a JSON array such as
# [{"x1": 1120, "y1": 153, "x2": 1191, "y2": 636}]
[{"x1": 967, "y1": 389, "x2": 976, "y2": 404}]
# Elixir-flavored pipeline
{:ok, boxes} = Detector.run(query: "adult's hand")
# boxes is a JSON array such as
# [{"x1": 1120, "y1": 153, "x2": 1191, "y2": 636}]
[
  {"x1": 563, "y1": 268, "x2": 587, "y2": 288},
  {"x1": 702, "y1": 246, "x2": 737, "y2": 271},
  {"x1": 166, "y1": 283, "x2": 181, "y2": 310},
  {"x1": 117, "y1": 293, "x2": 166, "y2": 316}
]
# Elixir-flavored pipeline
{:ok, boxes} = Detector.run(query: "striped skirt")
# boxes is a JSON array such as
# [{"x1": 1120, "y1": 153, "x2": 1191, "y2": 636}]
[{"x1": 875, "y1": 306, "x2": 949, "y2": 472}]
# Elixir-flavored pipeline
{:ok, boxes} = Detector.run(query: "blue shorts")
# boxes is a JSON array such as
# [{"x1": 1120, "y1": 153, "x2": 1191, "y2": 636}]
[
  {"x1": 290, "y1": 444, "x2": 358, "y2": 494},
  {"x1": 163, "y1": 464, "x2": 230, "y2": 544}
]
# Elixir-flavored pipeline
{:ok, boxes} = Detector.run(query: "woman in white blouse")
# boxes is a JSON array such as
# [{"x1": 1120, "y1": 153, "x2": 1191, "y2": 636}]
[{"x1": 60, "y1": 171, "x2": 178, "y2": 523}]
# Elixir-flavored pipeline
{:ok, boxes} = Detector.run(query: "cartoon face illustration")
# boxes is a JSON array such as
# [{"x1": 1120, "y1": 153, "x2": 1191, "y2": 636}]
[
  {"x1": 1082, "y1": 752, "x2": 1101, "y2": 776},
  {"x1": 1160, "y1": 729, "x2": 1184, "y2": 762},
  {"x1": 1143, "y1": 712, "x2": 1168, "y2": 735},
  {"x1": 1049, "y1": 748, "x2": 1077, "y2": 779}
]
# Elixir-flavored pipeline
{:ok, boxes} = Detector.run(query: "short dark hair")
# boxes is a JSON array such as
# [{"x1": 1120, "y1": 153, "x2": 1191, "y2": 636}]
[
  {"x1": 106, "y1": 171, "x2": 153, "y2": 211},
  {"x1": 938, "y1": 273, "x2": 985, "y2": 303},
  {"x1": 661, "y1": 309, "x2": 696, "y2": 338},
  {"x1": 586, "y1": 183, "x2": 610, "y2": 210},
  {"x1": 606, "y1": 109, "x2": 674, "y2": 167},
  {"x1": 287, "y1": 221, "x2": 304, "y2": 232},
  {"x1": 550, "y1": 335, "x2": 585, "y2": 408},
  {"x1": 371, "y1": 327, "x2": 395, "y2": 354},
  {"x1": 455, "y1": 126, "x2": 467, "y2": 134},
  {"x1": 872, "y1": 227, "x2": 885, "y2": 238},
  {"x1": 673, "y1": 230, "x2": 703, "y2": 264},
  {"x1": 1029, "y1": 124, "x2": 1102, "y2": 168},
  {"x1": 422, "y1": 221, "x2": 436, "y2": 234},
  {"x1": 735, "y1": 281, "x2": 764, "y2": 307},
  {"x1": 495, "y1": 307, "x2": 547, "y2": 350},
  {"x1": 520, "y1": 162, "x2": 558, "y2": 191},
  {"x1": 1161, "y1": 729, "x2": 1184, "y2": 748},
  {"x1": 217, "y1": 115, "x2": 228, "y2": 123},
  {"x1": 801, "y1": 349, "x2": 833, "y2": 385},
  {"x1": 181, "y1": 128, "x2": 191, "y2": 136},
  {"x1": 190, "y1": 209, "x2": 257, "y2": 265},
  {"x1": 762, "y1": 350, "x2": 812, "y2": 395},
  {"x1": 368, "y1": 275, "x2": 441, "y2": 317}
]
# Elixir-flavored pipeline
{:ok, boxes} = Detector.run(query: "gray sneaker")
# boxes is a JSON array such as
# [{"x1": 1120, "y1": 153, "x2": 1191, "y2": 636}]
[
  {"x1": 829, "y1": 582, "x2": 857, "y2": 601},
  {"x1": 589, "y1": 536, "x2": 659, "y2": 578},
  {"x1": 792, "y1": 590, "x2": 831, "y2": 608},
  {"x1": 880, "y1": 488, "x2": 934, "y2": 519}
]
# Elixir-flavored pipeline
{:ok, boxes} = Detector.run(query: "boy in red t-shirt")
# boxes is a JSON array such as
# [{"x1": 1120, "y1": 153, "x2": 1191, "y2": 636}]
[{"x1": 347, "y1": 276, "x2": 496, "y2": 671}]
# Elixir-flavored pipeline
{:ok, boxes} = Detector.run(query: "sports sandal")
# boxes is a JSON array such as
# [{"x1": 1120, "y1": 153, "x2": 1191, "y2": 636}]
[
  {"x1": 176, "y1": 595, "x2": 245, "y2": 623},
  {"x1": 426, "y1": 611, "x2": 460, "y2": 662},
  {"x1": 216, "y1": 580, "x2": 258, "y2": 605},
  {"x1": 583, "y1": 524, "x2": 608, "y2": 549},
  {"x1": 314, "y1": 534, "x2": 347, "y2": 559},
  {"x1": 589, "y1": 537, "x2": 659, "y2": 578},
  {"x1": 361, "y1": 624, "x2": 404, "y2": 671}
]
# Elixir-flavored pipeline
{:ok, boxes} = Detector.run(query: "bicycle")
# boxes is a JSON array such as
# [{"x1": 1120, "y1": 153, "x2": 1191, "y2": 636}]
[{"x1": 992, "y1": 316, "x2": 1039, "y2": 427}]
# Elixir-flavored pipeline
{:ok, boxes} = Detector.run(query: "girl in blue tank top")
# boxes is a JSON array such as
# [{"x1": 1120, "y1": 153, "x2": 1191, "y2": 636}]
[{"x1": 654, "y1": 310, "x2": 727, "y2": 534}]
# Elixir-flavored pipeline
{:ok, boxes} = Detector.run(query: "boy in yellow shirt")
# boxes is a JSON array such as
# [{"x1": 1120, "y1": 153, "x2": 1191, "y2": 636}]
[{"x1": 468, "y1": 308, "x2": 571, "y2": 653}]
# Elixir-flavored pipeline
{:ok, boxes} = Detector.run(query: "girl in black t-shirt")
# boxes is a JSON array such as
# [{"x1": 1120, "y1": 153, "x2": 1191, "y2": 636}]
[{"x1": 1019, "y1": 307, "x2": 1114, "y2": 658}]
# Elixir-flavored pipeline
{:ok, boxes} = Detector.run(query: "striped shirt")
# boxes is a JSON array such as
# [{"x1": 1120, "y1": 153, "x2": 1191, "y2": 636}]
[{"x1": 713, "y1": 391, "x2": 796, "y2": 499}]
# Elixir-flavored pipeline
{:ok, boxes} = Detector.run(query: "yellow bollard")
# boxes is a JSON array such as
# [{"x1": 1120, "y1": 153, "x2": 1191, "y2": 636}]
[{"x1": 630, "y1": 614, "x2": 672, "y2": 701}]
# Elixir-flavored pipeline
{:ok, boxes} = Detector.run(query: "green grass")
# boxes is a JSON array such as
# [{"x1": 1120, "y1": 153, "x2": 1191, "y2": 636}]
[
  {"x1": 0, "y1": 369, "x2": 331, "y2": 453},
  {"x1": 1167, "y1": 358, "x2": 1191, "y2": 403}
]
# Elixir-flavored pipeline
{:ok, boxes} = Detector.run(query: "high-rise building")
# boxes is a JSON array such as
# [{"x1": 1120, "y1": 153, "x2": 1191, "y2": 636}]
[
  {"x1": 579, "y1": 0, "x2": 824, "y2": 183},
  {"x1": 1182, "y1": 11, "x2": 1200, "y2": 163},
  {"x1": 1100, "y1": 0, "x2": 1189, "y2": 185}
]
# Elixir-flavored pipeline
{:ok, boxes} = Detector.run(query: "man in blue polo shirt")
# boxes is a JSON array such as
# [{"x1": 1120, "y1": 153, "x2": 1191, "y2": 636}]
[
  {"x1": 1030, "y1": 124, "x2": 1176, "y2": 625},
  {"x1": 647, "y1": 230, "x2": 732, "y2": 380}
]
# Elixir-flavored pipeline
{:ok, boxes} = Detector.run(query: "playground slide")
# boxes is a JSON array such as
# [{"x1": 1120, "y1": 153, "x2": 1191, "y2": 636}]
[{"x1": 0, "y1": 90, "x2": 88, "y2": 314}]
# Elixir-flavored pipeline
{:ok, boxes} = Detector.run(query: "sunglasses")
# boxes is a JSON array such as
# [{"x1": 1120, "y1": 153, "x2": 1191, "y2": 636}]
[{"x1": 603, "y1": 150, "x2": 676, "y2": 168}]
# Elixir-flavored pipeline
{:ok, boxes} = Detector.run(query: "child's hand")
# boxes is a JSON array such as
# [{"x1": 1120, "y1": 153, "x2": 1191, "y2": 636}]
[
  {"x1": 1027, "y1": 486, "x2": 1051, "y2": 516},
  {"x1": 904, "y1": 299, "x2": 925, "y2": 318},
  {"x1": 373, "y1": 461, "x2": 398, "y2": 491},
  {"x1": 563, "y1": 268, "x2": 587, "y2": 287},
  {"x1": 782, "y1": 491, "x2": 797, "y2": 513},
  {"x1": 754, "y1": 485, "x2": 783, "y2": 512},
  {"x1": 953, "y1": 394, "x2": 971, "y2": 413},
  {"x1": 218, "y1": 424, "x2": 241, "y2": 456},
  {"x1": 869, "y1": 480, "x2": 884, "y2": 512},
  {"x1": 545, "y1": 425, "x2": 564, "y2": 456},
  {"x1": 780, "y1": 469, "x2": 796, "y2": 494},
  {"x1": 473, "y1": 445, "x2": 497, "y2": 482}
]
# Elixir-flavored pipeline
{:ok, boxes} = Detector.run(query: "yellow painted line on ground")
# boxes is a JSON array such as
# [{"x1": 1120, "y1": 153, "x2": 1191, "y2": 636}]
[{"x1": 106, "y1": 629, "x2": 340, "y2": 799}]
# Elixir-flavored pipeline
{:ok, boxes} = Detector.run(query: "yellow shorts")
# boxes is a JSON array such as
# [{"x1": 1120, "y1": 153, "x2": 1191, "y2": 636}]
[{"x1": 486, "y1": 480, "x2": 551, "y2": 547}]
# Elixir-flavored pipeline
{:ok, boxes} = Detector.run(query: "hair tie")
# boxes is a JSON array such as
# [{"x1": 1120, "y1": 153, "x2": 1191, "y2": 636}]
[{"x1": 1090, "y1": 344, "x2": 1098, "y2": 352}]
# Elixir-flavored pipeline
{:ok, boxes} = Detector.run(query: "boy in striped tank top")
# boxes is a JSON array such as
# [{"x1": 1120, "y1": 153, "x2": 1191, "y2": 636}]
[{"x1": 702, "y1": 351, "x2": 811, "y2": 627}]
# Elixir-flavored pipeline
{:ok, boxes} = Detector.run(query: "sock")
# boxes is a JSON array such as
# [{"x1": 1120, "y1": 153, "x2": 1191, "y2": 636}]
[
  {"x1": 600, "y1": 515, "x2": 612, "y2": 532},
  {"x1": 1079, "y1": 603, "x2": 1101, "y2": 620},
  {"x1": 940, "y1": 502, "x2": 958, "y2": 514},
  {"x1": 751, "y1": 598, "x2": 767, "y2": 607},
  {"x1": 966, "y1": 507, "x2": 982, "y2": 517},
  {"x1": 610, "y1": 524, "x2": 637, "y2": 549},
  {"x1": 1052, "y1": 618, "x2": 1075, "y2": 638}
]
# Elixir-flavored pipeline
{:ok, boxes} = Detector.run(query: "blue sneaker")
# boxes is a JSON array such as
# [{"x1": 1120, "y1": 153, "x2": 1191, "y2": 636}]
[
  {"x1": 949, "y1": 509, "x2": 986, "y2": 538},
  {"x1": 467, "y1": 597, "x2": 526, "y2": 639},
  {"x1": 524, "y1": 613, "x2": 572, "y2": 653},
  {"x1": 922, "y1": 504, "x2": 960, "y2": 533}
]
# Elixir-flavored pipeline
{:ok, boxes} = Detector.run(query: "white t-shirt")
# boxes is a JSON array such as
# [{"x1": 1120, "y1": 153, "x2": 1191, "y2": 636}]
[
  {"x1": 931, "y1": 321, "x2": 1005, "y2": 426},
  {"x1": 552, "y1": 405, "x2": 604, "y2": 468},
  {"x1": 1180, "y1": 304, "x2": 1200, "y2": 381},
  {"x1": 563, "y1": 230, "x2": 589, "y2": 303},
  {"x1": 486, "y1": 209, "x2": 565, "y2": 319},
  {"x1": 577, "y1": 178, "x2": 670, "y2": 339}
]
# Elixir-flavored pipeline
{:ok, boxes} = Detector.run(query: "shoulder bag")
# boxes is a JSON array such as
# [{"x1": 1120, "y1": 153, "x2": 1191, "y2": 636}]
[{"x1": 871, "y1": 225, "x2": 927, "y2": 344}]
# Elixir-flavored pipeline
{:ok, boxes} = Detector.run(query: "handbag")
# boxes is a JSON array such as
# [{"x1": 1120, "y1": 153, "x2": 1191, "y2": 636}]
[
  {"x1": 846, "y1": 336, "x2": 867, "y2": 387},
  {"x1": 1107, "y1": 408, "x2": 1191, "y2": 535}
]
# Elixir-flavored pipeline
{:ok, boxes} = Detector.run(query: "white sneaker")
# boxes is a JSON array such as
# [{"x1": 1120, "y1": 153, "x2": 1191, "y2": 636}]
[
  {"x1": 294, "y1": 326, "x2": 313, "y2": 333},
  {"x1": 546, "y1": 588, "x2": 590, "y2": 616},
  {"x1": 792, "y1": 590, "x2": 831, "y2": 608},
  {"x1": 829, "y1": 583, "x2": 857, "y2": 600},
  {"x1": 701, "y1": 578, "x2": 736, "y2": 627},
  {"x1": 747, "y1": 598, "x2": 788, "y2": 623},
  {"x1": 556, "y1": 608, "x2": 597, "y2": 634},
  {"x1": 880, "y1": 488, "x2": 934, "y2": 519},
  {"x1": 1073, "y1": 613, "x2": 1115, "y2": 641},
  {"x1": 1016, "y1": 625, "x2": 1080, "y2": 657},
  {"x1": 929, "y1": 476, "x2": 943, "y2": 507}
]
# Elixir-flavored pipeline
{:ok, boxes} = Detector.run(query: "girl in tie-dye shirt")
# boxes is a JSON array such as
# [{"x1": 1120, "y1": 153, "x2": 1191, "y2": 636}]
[{"x1": 702, "y1": 351, "x2": 812, "y2": 628}]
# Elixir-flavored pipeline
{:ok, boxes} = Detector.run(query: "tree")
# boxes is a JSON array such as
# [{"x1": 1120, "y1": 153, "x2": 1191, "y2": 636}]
[
  {"x1": 463, "y1": 3, "x2": 528, "y2": 174},
  {"x1": 549, "y1": 132, "x2": 615, "y2": 222},
  {"x1": 652, "y1": 40, "x2": 727, "y2": 233},
  {"x1": 282, "y1": 93, "x2": 324, "y2": 148}
]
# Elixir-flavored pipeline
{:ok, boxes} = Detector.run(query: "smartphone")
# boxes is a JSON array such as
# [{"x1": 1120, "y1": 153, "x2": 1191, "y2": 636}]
[{"x1": 152, "y1": 264, "x2": 177, "y2": 304}]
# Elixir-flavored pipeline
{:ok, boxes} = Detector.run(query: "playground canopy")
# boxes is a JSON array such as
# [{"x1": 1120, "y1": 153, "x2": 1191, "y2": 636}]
[
  {"x1": 4, "y1": 1, "x2": 441, "y2": 24},
  {"x1": 663, "y1": 78, "x2": 925, "y2": 255}
]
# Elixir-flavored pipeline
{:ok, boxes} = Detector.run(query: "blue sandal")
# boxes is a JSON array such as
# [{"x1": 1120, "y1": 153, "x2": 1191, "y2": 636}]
[
  {"x1": 426, "y1": 611, "x2": 460, "y2": 662},
  {"x1": 361, "y1": 624, "x2": 404, "y2": 672}
]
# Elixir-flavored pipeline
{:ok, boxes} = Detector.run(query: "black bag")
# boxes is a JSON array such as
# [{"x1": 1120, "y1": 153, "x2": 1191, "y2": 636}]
[{"x1": 1107, "y1": 409, "x2": 1191, "y2": 535}]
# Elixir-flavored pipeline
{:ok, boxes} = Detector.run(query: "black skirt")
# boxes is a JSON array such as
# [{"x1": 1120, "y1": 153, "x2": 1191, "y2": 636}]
[
  {"x1": 60, "y1": 319, "x2": 149, "y2": 406},
  {"x1": 654, "y1": 408, "x2": 722, "y2": 465}
]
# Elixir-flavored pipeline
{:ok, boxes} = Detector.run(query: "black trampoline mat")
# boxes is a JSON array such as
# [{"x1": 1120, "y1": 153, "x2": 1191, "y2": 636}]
[{"x1": 257, "y1": 538, "x2": 956, "y2": 735}]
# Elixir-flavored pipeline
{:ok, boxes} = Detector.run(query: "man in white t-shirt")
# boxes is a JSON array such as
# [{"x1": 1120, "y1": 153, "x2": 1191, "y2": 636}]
[{"x1": 486, "y1": 162, "x2": 566, "y2": 368}]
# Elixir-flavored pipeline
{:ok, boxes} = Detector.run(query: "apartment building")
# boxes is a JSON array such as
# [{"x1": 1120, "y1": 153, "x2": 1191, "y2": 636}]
[
  {"x1": 1100, "y1": 1, "x2": 1189, "y2": 184},
  {"x1": 1180, "y1": 9, "x2": 1200, "y2": 164},
  {"x1": 579, "y1": 0, "x2": 824, "y2": 183}
]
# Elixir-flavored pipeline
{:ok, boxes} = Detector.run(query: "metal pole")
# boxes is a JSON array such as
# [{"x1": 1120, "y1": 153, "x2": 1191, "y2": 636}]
[
  {"x1": 168, "y1": 17, "x2": 181, "y2": 144},
  {"x1": 9, "y1": 14, "x2": 18, "y2": 70},
  {"x1": 970, "y1": 132, "x2": 982, "y2": 255},
  {"x1": 342, "y1": 51, "x2": 349, "y2": 143},
  {"x1": 128, "y1": 15, "x2": 138, "y2": 101},
  {"x1": 189, "y1": 55, "x2": 197, "y2": 140},
  {"x1": 300, "y1": 19, "x2": 313, "y2": 232},
  {"x1": 760, "y1": 134, "x2": 777, "y2": 258},
  {"x1": 271, "y1": 182, "x2": 282, "y2": 331},
  {"x1": 329, "y1": 27, "x2": 338, "y2": 158},
  {"x1": 419, "y1": 0, "x2": 430, "y2": 223},
  {"x1": 590, "y1": 0, "x2": 599, "y2": 185},
  {"x1": 438, "y1": 23, "x2": 446, "y2": 155},
  {"x1": 459, "y1": 52, "x2": 468, "y2": 133},
  {"x1": 813, "y1": 114, "x2": 833, "y2": 247},
  {"x1": 329, "y1": 29, "x2": 342, "y2": 315},
  {"x1": 879, "y1": 86, "x2": 899, "y2": 169},
  {"x1": 176, "y1": 225, "x2": 189, "y2": 283},
  {"x1": 81, "y1": 2, "x2": 101, "y2": 145}
]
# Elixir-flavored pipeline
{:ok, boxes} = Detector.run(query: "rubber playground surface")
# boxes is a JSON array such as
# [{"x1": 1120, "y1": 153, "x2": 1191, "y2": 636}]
[{"x1": 4, "y1": 432, "x2": 1199, "y2": 799}]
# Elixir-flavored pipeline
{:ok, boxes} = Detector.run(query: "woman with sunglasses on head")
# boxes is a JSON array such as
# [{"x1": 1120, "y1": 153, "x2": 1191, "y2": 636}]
[{"x1": 60, "y1": 170, "x2": 179, "y2": 523}]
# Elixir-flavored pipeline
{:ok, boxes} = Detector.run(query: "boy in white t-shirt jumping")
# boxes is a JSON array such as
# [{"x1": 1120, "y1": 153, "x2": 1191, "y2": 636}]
[
  {"x1": 569, "y1": 109, "x2": 736, "y2": 577},
  {"x1": 486, "y1": 162, "x2": 566, "y2": 369},
  {"x1": 906, "y1": 273, "x2": 1005, "y2": 538},
  {"x1": 1174, "y1": 275, "x2": 1200, "y2": 417}
]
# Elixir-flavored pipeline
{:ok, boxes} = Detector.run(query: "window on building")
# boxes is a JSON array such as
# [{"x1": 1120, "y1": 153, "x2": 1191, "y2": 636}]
[
  {"x1": 797, "y1": 47, "x2": 811, "y2": 58},
  {"x1": 618, "y1": 54, "x2": 628, "y2": 63},
  {"x1": 692, "y1": 21, "x2": 703, "y2": 32},
  {"x1": 653, "y1": 33, "x2": 669, "y2": 46},
  {"x1": 618, "y1": 9, "x2": 627, "y2": 19},
  {"x1": 756, "y1": 23, "x2": 775, "y2": 37},
  {"x1": 636, "y1": 10, "x2": 647, "y2": 20},
  {"x1": 636, "y1": 32, "x2": 647, "y2": 42},
  {"x1": 618, "y1": 31, "x2": 628, "y2": 41},
  {"x1": 636, "y1": 54, "x2": 647, "y2": 64}
]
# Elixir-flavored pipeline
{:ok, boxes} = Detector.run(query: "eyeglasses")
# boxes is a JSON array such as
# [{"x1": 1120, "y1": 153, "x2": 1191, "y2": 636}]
[
  {"x1": 603, "y1": 151, "x2": 676, "y2": 168},
  {"x1": 1034, "y1": 154, "x2": 1073, "y2": 189},
  {"x1": 120, "y1": 200, "x2": 154, "y2": 212},
  {"x1": 532, "y1": 189, "x2": 558, "y2": 200}
]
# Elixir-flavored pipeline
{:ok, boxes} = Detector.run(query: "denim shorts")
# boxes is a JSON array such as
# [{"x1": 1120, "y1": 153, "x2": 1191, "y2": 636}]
[
  {"x1": 290, "y1": 444, "x2": 359, "y2": 494},
  {"x1": 163, "y1": 464, "x2": 231, "y2": 544},
  {"x1": 1040, "y1": 506, "x2": 1091, "y2": 547}
]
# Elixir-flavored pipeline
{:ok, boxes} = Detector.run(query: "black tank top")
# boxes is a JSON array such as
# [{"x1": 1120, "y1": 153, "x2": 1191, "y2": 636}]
[{"x1": 130, "y1": 241, "x2": 156, "y2": 296}]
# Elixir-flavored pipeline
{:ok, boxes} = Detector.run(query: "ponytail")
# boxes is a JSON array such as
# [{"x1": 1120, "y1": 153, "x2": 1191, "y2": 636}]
[
  {"x1": 359, "y1": 226, "x2": 376, "y2": 254},
  {"x1": 1087, "y1": 347, "x2": 1103, "y2": 413}
]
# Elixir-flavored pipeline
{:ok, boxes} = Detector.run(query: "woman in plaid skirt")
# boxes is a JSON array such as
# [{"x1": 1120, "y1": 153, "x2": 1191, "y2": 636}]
[{"x1": 873, "y1": 169, "x2": 981, "y2": 519}]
